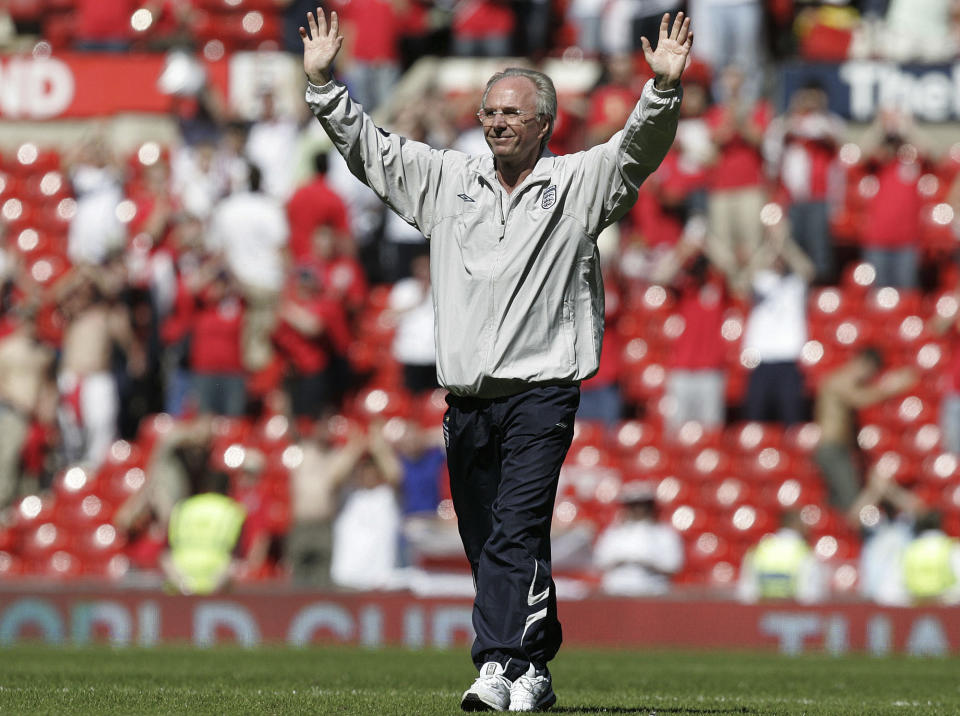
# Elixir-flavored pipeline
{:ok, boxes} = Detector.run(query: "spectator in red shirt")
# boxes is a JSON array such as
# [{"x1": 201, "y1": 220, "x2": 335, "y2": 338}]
[
  {"x1": 74, "y1": 0, "x2": 137, "y2": 51},
  {"x1": 228, "y1": 448, "x2": 275, "y2": 580},
  {"x1": 451, "y1": 0, "x2": 515, "y2": 56},
  {"x1": 858, "y1": 110, "x2": 925, "y2": 289},
  {"x1": 578, "y1": 279, "x2": 623, "y2": 425},
  {"x1": 187, "y1": 266, "x2": 247, "y2": 416},
  {"x1": 627, "y1": 150, "x2": 688, "y2": 251},
  {"x1": 653, "y1": 236, "x2": 730, "y2": 432},
  {"x1": 585, "y1": 53, "x2": 647, "y2": 147},
  {"x1": 764, "y1": 81, "x2": 844, "y2": 284},
  {"x1": 309, "y1": 223, "x2": 369, "y2": 321},
  {"x1": 286, "y1": 152, "x2": 350, "y2": 264},
  {"x1": 273, "y1": 264, "x2": 352, "y2": 417},
  {"x1": 158, "y1": 215, "x2": 210, "y2": 417},
  {"x1": 334, "y1": 0, "x2": 408, "y2": 111},
  {"x1": 929, "y1": 287, "x2": 960, "y2": 454},
  {"x1": 704, "y1": 67, "x2": 771, "y2": 290}
]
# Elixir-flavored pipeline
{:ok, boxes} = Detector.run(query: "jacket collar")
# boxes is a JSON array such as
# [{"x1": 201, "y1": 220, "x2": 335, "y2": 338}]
[{"x1": 472, "y1": 151, "x2": 557, "y2": 193}]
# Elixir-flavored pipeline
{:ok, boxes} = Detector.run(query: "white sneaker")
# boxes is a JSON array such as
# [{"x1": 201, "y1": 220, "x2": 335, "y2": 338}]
[
  {"x1": 461, "y1": 661, "x2": 512, "y2": 712},
  {"x1": 508, "y1": 663, "x2": 556, "y2": 712}
]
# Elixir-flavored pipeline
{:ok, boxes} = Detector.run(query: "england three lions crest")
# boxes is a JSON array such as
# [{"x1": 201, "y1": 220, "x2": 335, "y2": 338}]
[{"x1": 541, "y1": 185, "x2": 557, "y2": 209}]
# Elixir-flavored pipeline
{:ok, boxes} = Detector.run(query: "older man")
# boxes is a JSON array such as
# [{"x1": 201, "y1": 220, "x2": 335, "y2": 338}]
[{"x1": 300, "y1": 9, "x2": 692, "y2": 711}]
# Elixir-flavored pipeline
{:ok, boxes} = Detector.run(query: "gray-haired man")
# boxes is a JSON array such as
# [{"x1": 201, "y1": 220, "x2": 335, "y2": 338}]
[{"x1": 300, "y1": 9, "x2": 692, "y2": 711}]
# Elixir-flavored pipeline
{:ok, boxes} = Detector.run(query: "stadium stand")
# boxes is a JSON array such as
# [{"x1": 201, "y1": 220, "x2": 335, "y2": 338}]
[{"x1": 0, "y1": 1, "x2": 959, "y2": 603}]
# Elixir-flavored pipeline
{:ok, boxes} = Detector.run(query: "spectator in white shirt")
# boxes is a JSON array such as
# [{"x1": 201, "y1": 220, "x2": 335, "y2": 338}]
[
  {"x1": 331, "y1": 422, "x2": 403, "y2": 590},
  {"x1": 65, "y1": 137, "x2": 126, "y2": 265},
  {"x1": 207, "y1": 163, "x2": 289, "y2": 372},
  {"x1": 593, "y1": 482, "x2": 684, "y2": 596},
  {"x1": 741, "y1": 228, "x2": 814, "y2": 425},
  {"x1": 246, "y1": 90, "x2": 301, "y2": 202},
  {"x1": 387, "y1": 251, "x2": 436, "y2": 394},
  {"x1": 171, "y1": 138, "x2": 230, "y2": 221}
]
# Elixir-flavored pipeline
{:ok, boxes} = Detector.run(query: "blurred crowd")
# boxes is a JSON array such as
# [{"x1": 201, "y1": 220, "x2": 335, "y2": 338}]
[
  {"x1": 3, "y1": 1, "x2": 960, "y2": 70},
  {"x1": 1, "y1": 0, "x2": 960, "y2": 603}
]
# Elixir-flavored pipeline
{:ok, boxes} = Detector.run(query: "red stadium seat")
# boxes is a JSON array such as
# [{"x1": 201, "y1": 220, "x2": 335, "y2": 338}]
[
  {"x1": 211, "y1": 416, "x2": 252, "y2": 444},
  {"x1": 571, "y1": 419, "x2": 606, "y2": 448},
  {"x1": 628, "y1": 283, "x2": 675, "y2": 318},
  {"x1": 863, "y1": 287, "x2": 922, "y2": 321},
  {"x1": 884, "y1": 395, "x2": 936, "y2": 429},
  {"x1": 728, "y1": 421, "x2": 785, "y2": 453},
  {"x1": 73, "y1": 523, "x2": 125, "y2": 561},
  {"x1": 351, "y1": 386, "x2": 412, "y2": 420},
  {"x1": 668, "y1": 504, "x2": 710, "y2": 535},
  {"x1": 686, "y1": 530, "x2": 736, "y2": 570},
  {"x1": 701, "y1": 477, "x2": 755, "y2": 511},
  {"x1": 919, "y1": 452, "x2": 960, "y2": 485},
  {"x1": 13, "y1": 494, "x2": 55, "y2": 529},
  {"x1": 0, "y1": 527, "x2": 15, "y2": 552},
  {"x1": 942, "y1": 483, "x2": 960, "y2": 512},
  {"x1": 416, "y1": 388, "x2": 449, "y2": 427},
  {"x1": 619, "y1": 444, "x2": 671, "y2": 478},
  {"x1": 249, "y1": 413, "x2": 294, "y2": 453},
  {"x1": 783, "y1": 423, "x2": 822, "y2": 456},
  {"x1": 51, "y1": 465, "x2": 98, "y2": 502},
  {"x1": 55, "y1": 494, "x2": 115, "y2": 530},
  {"x1": 0, "y1": 172, "x2": 20, "y2": 199},
  {"x1": 683, "y1": 446, "x2": 732, "y2": 482},
  {"x1": 20, "y1": 522, "x2": 70, "y2": 560},
  {"x1": 740, "y1": 446, "x2": 793, "y2": 482},
  {"x1": 0, "y1": 551, "x2": 25, "y2": 577},
  {"x1": 40, "y1": 550, "x2": 83, "y2": 579},
  {"x1": 610, "y1": 419, "x2": 660, "y2": 454},
  {"x1": 708, "y1": 560, "x2": 739, "y2": 586},
  {"x1": 901, "y1": 424, "x2": 942, "y2": 457},
  {"x1": 567, "y1": 443, "x2": 617, "y2": 470},
  {"x1": 808, "y1": 287, "x2": 845, "y2": 327},
  {"x1": 665, "y1": 420, "x2": 721, "y2": 454},
  {"x1": 825, "y1": 317, "x2": 874, "y2": 351},
  {"x1": 840, "y1": 261, "x2": 878, "y2": 294},
  {"x1": 98, "y1": 465, "x2": 148, "y2": 504},
  {"x1": 82, "y1": 553, "x2": 130, "y2": 580},
  {"x1": 856, "y1": 423, "x2": 896, "y2": 457},
  {"x1": 654, "y1": 475, "x2": 694, "y2": 510},
  {"x1": 135, "y1": 412, "x2": 176, "y2": 456},
  {"x1": 761, "y1": 477, "x2": 825, "y2": 511},
  {"x1": 813, "y1": 534, "x2": 858, "y2": 561},
  {"x1": 720, "y1": 504, "x2": 776, "y2": 542}
]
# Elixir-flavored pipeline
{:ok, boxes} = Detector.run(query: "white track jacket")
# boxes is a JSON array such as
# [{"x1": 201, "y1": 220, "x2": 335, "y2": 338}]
[{"x1": 306, "y1": 78, "x2": 682, "y2": 398}]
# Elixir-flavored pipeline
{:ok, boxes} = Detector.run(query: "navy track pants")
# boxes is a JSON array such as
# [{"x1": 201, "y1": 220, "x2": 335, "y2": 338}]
[{"x1": 444, "y1": 384, "x2": 579, "y2": 680}]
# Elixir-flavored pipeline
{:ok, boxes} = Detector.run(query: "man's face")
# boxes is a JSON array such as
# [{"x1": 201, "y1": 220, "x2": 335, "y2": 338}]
[{"x1": 481, "y1": 77, "x2": 549, "y2": 166}]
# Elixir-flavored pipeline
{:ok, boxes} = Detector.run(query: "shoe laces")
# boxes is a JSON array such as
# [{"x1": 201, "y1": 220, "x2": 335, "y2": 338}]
[
  {"x1": 475, "y1": 671, "x2": 511, "y2": 690},
  {"x1": 513, "y1": 669, "x2": 547, "y2": 692}
]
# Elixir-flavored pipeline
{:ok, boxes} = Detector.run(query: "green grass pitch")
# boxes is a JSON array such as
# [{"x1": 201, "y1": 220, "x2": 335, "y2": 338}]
[{"x1": 1, "y1": 645, "x2": 958, "y2": 714}]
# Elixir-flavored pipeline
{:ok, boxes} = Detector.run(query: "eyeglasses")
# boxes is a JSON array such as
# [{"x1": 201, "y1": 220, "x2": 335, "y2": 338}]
[{"x1": 476, "y1": 108, "x2": 540, "y2": 126}]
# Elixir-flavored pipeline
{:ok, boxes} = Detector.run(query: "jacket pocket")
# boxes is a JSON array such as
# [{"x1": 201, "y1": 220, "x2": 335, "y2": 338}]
[{"x1": 561, "y1": 297, "x2": 577, "y2": 369}]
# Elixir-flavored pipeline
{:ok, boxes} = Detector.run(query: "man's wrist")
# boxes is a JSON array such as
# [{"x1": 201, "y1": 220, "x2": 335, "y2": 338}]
[
  {"x1": 306, "y1": 70, "x2": 332, "y2": 86},
  {"x1": 653, "y1": 75, "x2": 680, "y2": 92}
]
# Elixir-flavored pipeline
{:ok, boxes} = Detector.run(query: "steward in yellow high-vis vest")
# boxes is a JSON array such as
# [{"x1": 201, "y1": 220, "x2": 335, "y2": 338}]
[
  {"x1": 168, "y1": 492, "x2": 246, "y2": 595},
  {"x1": 737, "y1": 510, "x2": 827, "y2": 603},
  {"x1": 903, "y1": 531, "x2": 956, "y2": 600},
  {"x1": 752, "y1": 531, "x2": 813, "y2": 599}
]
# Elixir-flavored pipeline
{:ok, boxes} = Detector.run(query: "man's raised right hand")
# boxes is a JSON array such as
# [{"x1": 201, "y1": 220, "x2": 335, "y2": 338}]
[{"x1": 299, "y1": 7, "x2": 343, "y2": 86}]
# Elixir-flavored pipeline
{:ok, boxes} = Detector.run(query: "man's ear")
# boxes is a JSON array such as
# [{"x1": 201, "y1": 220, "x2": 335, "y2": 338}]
[{"x1": 539, "y1": 117, "x2": 551, "y2": 142}]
